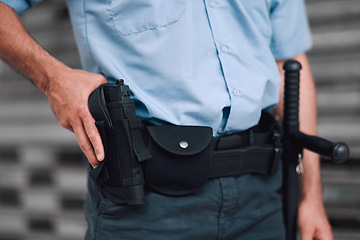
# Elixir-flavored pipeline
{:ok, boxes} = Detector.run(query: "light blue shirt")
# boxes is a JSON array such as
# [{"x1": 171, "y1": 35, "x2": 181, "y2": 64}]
[{"x1": 3, "y1": 0, "x2": 312, "y2": 135}]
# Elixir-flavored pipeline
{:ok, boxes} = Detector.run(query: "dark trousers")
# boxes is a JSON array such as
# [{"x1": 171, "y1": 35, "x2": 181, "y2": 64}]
[{"x1": 84, "y1": 161, "x2": 285, "y2": 240}]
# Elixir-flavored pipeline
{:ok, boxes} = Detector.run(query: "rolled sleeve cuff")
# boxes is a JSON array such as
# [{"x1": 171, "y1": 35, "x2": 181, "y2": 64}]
[
  {"x1": 0, "y1": 0, "x2": 41, "y2": 14},
  {"x1": 271, "y1": 35, "x2": 313, "y2": 60},
  {"x1": 269, "y1": 0, "x2": 313, "y2": 60}
]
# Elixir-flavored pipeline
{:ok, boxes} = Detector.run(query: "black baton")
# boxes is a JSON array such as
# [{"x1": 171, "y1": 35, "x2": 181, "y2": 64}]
[{"x1": 282, "y1": 60, "x2": 350, "y2": 240}]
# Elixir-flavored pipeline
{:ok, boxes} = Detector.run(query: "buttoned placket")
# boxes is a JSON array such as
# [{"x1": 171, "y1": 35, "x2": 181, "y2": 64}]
[{"x1": 204, "y1": 0, "x2": 243, "y2": 132}]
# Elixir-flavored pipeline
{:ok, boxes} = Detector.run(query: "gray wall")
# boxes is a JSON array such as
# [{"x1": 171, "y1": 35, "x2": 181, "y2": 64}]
[
  {"x1": 306, "y1": 1, "x2": 360, "y2": 239},
  {"x1": 0, "y1": 0, "x2": 359, "y2": 239}
]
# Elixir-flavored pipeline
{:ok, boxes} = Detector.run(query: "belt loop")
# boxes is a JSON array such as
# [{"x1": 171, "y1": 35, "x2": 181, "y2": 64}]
[
  {"x1": 270, "y1": 130, "x2": 282, "y2": 175},
  {"x1": 249, "y1": 129, "x2": 254, "y2": 145}
]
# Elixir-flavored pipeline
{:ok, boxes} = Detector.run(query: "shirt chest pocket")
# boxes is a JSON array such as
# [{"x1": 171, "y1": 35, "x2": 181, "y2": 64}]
[{"x1": 109, "y1": 0, "x2": 187, "y2": 36}]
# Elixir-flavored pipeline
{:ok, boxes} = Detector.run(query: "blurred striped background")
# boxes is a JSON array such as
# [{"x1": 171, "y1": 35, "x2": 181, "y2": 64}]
[{"x1": 0, "y1": 0, "x2": 359, "y2": 239}]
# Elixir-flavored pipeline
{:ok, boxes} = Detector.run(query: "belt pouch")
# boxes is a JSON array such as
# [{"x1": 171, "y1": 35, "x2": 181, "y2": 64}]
[
  {"x1": 88, "y1": 80, "x2": 151, "y2": 205},
  {"x1": 144, "y1": 125, "x2": 213, "y2": 195}
]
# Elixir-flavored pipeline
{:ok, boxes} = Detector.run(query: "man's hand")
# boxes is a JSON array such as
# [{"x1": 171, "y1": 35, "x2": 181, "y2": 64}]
[
  {"x1": 298, "y1": 198, "x2": 333, "y2": 240},
  {"x1": 45, "y1": 67, "x2": 107, "y2": 168},
  {"x1": 0, "y1": 3, "x2": 107, "y2": 167}
]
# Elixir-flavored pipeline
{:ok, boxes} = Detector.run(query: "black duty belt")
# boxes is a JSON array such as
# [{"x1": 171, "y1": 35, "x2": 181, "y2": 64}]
[
  {"x1": 211, "y1": 125, "x2": 282, "y2": 178},
  {"x1": 88, "y1": 80, "x2": 283, "y2": 205}
]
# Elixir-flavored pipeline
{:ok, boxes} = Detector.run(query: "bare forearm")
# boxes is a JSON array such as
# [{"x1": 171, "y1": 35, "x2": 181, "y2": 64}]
[
  {"x1": 295, "y1": 55, "x2": 322, "y2": 202},
  {"x1": 0, "y1": 2, "x2": 68, "y2": 91},
  {"x1": 0, "y1": 2, "x2": 107, "y2": 167}
]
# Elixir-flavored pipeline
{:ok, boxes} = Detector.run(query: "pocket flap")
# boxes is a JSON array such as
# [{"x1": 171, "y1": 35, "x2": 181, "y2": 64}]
[{"x1": 146, "y1": 125, "x2": 213, "y2": 155}]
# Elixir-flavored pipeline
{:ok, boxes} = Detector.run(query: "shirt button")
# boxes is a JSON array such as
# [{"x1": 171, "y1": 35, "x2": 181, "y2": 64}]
[
  {"x1": 233, "y1": 89, "x2": 241, "y2": 96},
  {"x1": 217, "y1": 128, "x2": 223, "y2": 134},
  {"x1": 209, "y1": 1, "x2": 216, "y2": 7},
  {"x1": 221, "y1": 45, "x2": 228, "y2": 52}
]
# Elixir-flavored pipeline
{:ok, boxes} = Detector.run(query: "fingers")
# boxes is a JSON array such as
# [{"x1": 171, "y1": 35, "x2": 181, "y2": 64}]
[
  {"x1": 298, "y1": 200, "x2": 334, "y2": 240},
  {"x1": 300, "y1": 228, "x2": 333, "y2": 240},
  {"x1": 80, "y1": 107, "x2": 105, "y2": 162},
  {"x1": 73, "y1": 118, "x2": 100, "y2": 168},
  {"x1": 71, "y1": 106, "x2": 104, "y2": 168},
  {"x1": 299, "y1": 227, "x2": 313, "y2": 240},
  {"x1": 298, "y1": 210, "x2": 318, "y2": 240},
  {"x1": 300, "y1": 223, "x2": 334, "y2": 240}
]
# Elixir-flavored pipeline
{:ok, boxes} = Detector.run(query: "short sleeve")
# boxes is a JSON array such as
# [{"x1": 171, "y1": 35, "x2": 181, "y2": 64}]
[
  {"x1": 269, "y1": 0, "x2": 312, "y2": 60},
  {"x1": 0, "y1": 0, "x2": 43, "y2": 14}
]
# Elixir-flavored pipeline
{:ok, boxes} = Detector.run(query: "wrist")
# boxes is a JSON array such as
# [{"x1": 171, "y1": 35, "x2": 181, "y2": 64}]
[
  {"x1": 300, "y1": 174, "x2": 324, "y2": 204},
  {"x1": 37, "y1": 59, "x2": 70, "y2": 93},
  {"x1": 299, "y1": 150, "x2": 323, "y2": 198}
]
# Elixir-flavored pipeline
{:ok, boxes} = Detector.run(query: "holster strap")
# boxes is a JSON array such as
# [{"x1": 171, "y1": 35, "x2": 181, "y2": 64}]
[{"x1": 122, "y1": 100, "x2": 152, "y2": 162}]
